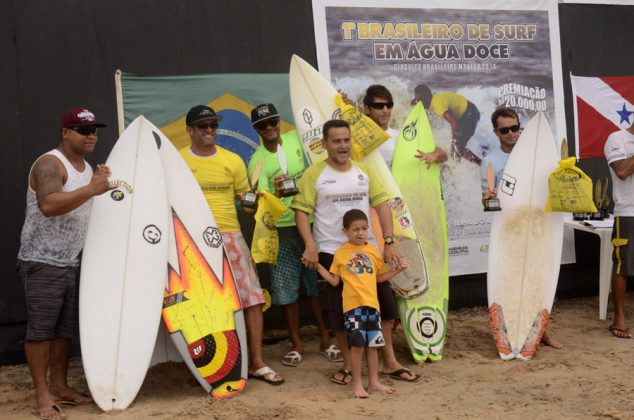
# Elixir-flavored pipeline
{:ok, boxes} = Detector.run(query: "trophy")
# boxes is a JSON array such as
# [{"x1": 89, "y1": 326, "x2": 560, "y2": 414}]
[
  {"x1": 241, "y1": 158, "x2": 263, "y2": 210},
  {"x1": 483, "y1": 163, "x2": 501, "y2": 212},
  {"x1": 277, "y1": 147, "x2": 298, "y2": 197},
  {"x1": 279, "y1": 177, "x2": 299, "y2": 197}
]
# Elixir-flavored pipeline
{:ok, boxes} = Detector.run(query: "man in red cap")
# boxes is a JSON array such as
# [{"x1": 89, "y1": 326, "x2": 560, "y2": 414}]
[{"x1": 17, "y1": 107, "x2": 114, "y2": 419}]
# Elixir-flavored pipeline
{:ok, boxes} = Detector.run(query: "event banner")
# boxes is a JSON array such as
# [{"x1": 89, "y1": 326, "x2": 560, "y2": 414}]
[{"x1": 312, "y1": 0, "x2": 568, "y2": 275}]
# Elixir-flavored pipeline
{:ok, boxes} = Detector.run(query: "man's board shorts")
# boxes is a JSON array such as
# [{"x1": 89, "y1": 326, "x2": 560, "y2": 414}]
[
  {"x1": 222, "y1": 231, "x2": 266, "y2": 309},
  {"x1": 270, "y1": 226, "x2": 318, "y2": 306},
  {"x1": 344, "y1": 306, "x2": 385, "y2": 348},
  {"x1": 612, "y1": 216, "x2": 634, "y2": 276},
  {"x1": 18, "y1": 260, "x2": 79, "y2": 341},
  {"x1": 318, "y1": 252, "x2": 398, "y2": 331}
]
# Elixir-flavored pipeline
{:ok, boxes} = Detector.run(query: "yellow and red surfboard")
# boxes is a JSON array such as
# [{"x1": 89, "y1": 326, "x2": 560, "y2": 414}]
[{"x1": 153, "y1": 121, "x2": 248, "y2": 398}]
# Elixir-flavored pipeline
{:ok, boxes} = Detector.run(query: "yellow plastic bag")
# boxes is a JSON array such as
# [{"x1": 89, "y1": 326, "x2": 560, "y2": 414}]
[
  {"x1": 251, "y1": 191, "x2": 287, "y2": 264},
  {"x1": 335, "y1": 94, "x2": 389, "y2": 160},
  {"x1": 544, "y1": 157, "x2": 597, "y2": 213}
]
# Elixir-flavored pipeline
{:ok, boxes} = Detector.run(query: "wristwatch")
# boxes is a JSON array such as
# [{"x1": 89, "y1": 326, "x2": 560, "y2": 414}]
[{"x1": 384, "y1": 236, "x2": 396, "y2": 246}]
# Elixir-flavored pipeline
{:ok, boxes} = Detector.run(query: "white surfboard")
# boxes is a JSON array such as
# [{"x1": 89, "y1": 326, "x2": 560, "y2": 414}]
[
  {"x1": 487, "y1": 112, "x2": 564, "y2": 361},
  {"x1": 289, "y1": 54, "x2": 428, "y2": 299},
  {"x1": 150, "y1": 121, "x2": 249, "y2": 399},
  {"x1": 80, "y1": 116, "x2": 169, "y2": 411}
]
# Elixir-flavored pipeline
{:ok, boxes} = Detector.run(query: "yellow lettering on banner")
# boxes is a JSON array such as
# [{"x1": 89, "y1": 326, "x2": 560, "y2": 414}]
[
  {"x1": 493, "y1": 24, "x2": 538, "y2": 40},
  {"x1": 467, "y1": 24, "x2": 490, "y2": 40},
  {"x1": 341, "y1": 21, "x2": 356, "y2": 40}
]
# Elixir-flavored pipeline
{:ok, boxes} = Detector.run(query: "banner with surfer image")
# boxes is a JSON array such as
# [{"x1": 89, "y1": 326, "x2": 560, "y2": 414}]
[{"x1": 312, "y1": 0, "x2": 569, "y2": 275}]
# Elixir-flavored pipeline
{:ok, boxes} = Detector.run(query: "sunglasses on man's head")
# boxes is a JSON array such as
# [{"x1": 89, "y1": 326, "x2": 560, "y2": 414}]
[
  {"x1": 497, "y1": 124, "x2": 520, "y2": 135},
  {"x1": 254, "y1": 117, "x2": 280, "y2": 131},
  {"x1": 195, "y1": 122, "x2": 218, "y2": 130},
  {"x1": 368, "y1": 102, "x2": 394, "y2": 110},
  {"x1": 71, "y1": 126, "x2": 98, "y2": 136}
]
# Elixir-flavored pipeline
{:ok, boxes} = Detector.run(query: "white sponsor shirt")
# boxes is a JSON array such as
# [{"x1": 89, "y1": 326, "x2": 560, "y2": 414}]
[{"x1": 605, "y1": 129, "x2": 634, "y2": 216}]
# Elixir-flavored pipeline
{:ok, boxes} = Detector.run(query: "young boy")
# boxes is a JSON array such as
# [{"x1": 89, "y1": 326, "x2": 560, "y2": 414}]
[{"x1": 316, "y1": 209, "x2": 408, "y2": 398}]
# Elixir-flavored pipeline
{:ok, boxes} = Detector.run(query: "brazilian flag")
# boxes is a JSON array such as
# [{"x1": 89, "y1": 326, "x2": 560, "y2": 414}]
[{"x1": 117, "y1": 71, "x2": 294, "y2": 165}]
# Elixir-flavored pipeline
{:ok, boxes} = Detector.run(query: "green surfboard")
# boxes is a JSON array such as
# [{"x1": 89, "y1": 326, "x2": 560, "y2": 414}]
[{"x1": 391, "y1": 102, "x2": 449, "y2": 363}]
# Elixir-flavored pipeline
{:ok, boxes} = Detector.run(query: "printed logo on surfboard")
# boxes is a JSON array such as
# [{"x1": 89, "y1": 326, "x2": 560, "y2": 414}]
[
  {"x1": 143, "y1": 225, "x2": 162, "y2": 244},
  {"x1": 402, "y1": 119, "x2": 418, "y2": 141},
  {"x1": 500, "y1": 173, "x2": 517, "y2": 196},
  {"x1": 298, "y1": 107, "x2": 320, "y2": 129},
  {"x1": 110, "y1": 190, "x2": 125, "y2": 201},
  {"x1": 109, "y1": 179, "x2": 134, "y2": 195},
  {"x1": 203, "y1": 227, "x2": 222, "y2": 248},
  {"x1": 406, "y1": 306, "x2": 446, "y2": 347}
]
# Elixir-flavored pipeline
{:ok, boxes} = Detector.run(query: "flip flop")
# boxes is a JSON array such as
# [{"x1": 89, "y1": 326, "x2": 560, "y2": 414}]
[
  {"x1": 249, "y1": 366, "x2": 285, "y2": 386},
  {"x1": 30, "y1": 404, "x2": 66, "y2": 419},
  {"x1": 281, "y1": 350, "x2": 302, "y2": 367},
  {"x1": 55, "y1": 393, "x2": 93, "y2": 406},
  {"x1": 609, "y1": 324, "x2": 633, "y2": 339},
  {"x1": 330, "y1": 369, "x2": 352, "y2": 385},
  {"x1": 320, "y1": 344, "x2": 344, "y2": 362},
  {"x1": 381, "y1": 368, "x2": 421, "y2": 383}
]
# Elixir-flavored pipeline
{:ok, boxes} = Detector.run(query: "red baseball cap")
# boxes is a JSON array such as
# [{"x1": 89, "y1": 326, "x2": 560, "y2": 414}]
[{"x1": 60, "y1": 107, "x2": 107, "y2": 129}]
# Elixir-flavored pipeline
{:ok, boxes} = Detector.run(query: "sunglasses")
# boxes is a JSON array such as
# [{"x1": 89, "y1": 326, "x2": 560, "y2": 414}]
[
  {"x1": 71, "y1": 126, "x2": 98, "y2": 136},
  {"x1": 368, "y1": 102, "x2": 394, "y2": 110},
  {"x1": 497, "y1": 124, "x2": 520, "y2": 135},
  {"x1": 195, "y1": 122, "x2": 218, "y2": 130},
  {"x1": 254, "y1": 117, "x2": 280, "y2": 131}
]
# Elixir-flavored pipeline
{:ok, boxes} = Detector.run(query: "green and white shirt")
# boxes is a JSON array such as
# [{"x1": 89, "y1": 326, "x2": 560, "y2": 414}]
[{"x1": 291, "y1": 160, "x2": 388, "y2": 254}]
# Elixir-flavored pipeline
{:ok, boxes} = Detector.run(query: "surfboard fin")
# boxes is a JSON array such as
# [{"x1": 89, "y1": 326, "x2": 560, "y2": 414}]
[
  {"x1": 517, "y1": 309, "x2": 549, "y2": 360},
  {"x1": 488, "y1": 303, "x2": 514, "y2": 360}
]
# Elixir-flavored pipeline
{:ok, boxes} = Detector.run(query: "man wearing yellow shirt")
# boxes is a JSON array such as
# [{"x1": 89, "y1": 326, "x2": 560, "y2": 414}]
[
  {"x1": 180, "y1": 105, "x2": 284, "y2": 386},
  {"x1": 413, "y1": 84, "x2": 481, "y2": 165}
]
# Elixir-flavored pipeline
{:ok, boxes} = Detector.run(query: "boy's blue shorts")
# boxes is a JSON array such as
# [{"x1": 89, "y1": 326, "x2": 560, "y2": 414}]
[{"x1": 344, "y1": 306, "x2": 385, "y2": 348}]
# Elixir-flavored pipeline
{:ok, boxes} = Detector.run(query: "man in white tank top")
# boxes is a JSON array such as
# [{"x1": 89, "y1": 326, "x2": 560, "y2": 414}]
[{"x1": 17, "y1": 107, "x2": 114, "y2": 419}]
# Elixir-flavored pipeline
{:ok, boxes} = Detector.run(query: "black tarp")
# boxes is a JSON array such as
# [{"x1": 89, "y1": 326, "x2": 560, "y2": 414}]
[{"x1": 1, "y1": 1, "x2": 633, "y2": 327}]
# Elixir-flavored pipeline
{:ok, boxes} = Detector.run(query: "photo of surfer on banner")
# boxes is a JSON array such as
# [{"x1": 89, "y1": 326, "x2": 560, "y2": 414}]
[{"x1": 412, "y1": 84, "x2": 481, "y2": 165}]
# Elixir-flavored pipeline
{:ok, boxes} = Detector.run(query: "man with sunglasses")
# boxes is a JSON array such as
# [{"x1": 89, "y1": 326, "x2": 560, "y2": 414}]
[
  {"x1": 363, "y1": 84, "x2": 448, "y2": 169},
  {"x1": 480, "y1": 107, "x2": 521, "y2": 202},
  {"x1": 17, "y1": 107, "x2": 114, "y2": 419},
  {"x1": 179, "y1": 105, "x2": 284, "y2": 386},
  {"x1": 247, "y1": 103, "x2": 339, "y2": 368},
  {"x1": 482, "y1": 107, "x2": 561, "y2": 348},
  {"x1": 362, "y1": 85, "x2": 399, "y2": 169}
]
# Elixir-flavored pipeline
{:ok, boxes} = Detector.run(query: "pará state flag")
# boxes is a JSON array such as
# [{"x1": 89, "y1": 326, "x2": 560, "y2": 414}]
[
  {"x1": 570, "y1": 74, "x2": 634, "y2": 159},
  {"x1": 117, "y1": 71, "x2": 294, "y2": 165}
]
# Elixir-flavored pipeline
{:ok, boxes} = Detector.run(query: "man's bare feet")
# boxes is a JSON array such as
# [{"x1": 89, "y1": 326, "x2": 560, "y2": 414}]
[
  {"x1": 369, "y1": 382, "x2": 395, "y2": 394},
  {"x1": 541, "y1": 331, "x2": 563, "y2": 349}
]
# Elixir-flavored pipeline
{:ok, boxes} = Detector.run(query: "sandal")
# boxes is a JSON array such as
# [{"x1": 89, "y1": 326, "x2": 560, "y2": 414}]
[
  {"x1": 281, "y1": 350, "x2": 302, "y2": 367},
  {"x1": 330, "y1": 368, "x2": 352, "y2": 385},
  {"x1": 320, "y1": 344, "x2": 343, "y2": 362},
  {"x1": 609, "y1": 324, "x2": 633, "y2": 339}
]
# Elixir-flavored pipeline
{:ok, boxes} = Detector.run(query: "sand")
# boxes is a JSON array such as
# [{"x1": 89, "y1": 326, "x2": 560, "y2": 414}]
[{"x1": 2, "y1": 294, "x2": 634, "y2": 420}]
